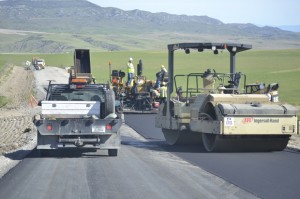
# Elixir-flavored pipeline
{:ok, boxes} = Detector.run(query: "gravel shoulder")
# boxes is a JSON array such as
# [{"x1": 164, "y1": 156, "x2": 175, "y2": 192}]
[{"x1": 0, "y1": 65, "x2": 299, "y2": 178}]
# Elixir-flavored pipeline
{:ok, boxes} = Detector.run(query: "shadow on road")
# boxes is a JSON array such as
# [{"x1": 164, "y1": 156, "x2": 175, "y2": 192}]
[
  {"x1": 4, "y1": 149, "x2": 32, "y2": 161},
  {"x1": 121, "y1": 135, "x2": 300, "y2": 154},
  {"x1": 5, "y1": 148, "x2": 109, "y2": 159},
  {"x1": 121, "y1": 135, "x2": 208, "y2": 153}
]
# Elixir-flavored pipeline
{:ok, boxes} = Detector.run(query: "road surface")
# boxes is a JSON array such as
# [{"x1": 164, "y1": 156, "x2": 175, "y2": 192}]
[
  {"x1": 125, "y1": 114, "x2": 300, "y2": 199},
  {"x1": 0, "y1": 67, "x2": 292, "y2": 199},
  {"x1": 0, "y1": 125, "x2": 255, "y2": 199}
]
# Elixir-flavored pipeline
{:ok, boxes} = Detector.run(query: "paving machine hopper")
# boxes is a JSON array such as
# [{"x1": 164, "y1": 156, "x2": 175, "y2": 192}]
[{"x1": 69, "y1": 49, "x2": 94, "y2": 85}]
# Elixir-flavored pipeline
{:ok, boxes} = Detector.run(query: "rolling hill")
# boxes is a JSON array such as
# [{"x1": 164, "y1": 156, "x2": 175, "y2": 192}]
[{"x1": 0, "y1": 0, "x2": 299, "y2": 53}]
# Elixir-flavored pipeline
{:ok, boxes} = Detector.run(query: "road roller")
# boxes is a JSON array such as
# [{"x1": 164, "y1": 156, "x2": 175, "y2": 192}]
[{"x1": 155, "y1": 43, "x2": 298, "y2": 152}]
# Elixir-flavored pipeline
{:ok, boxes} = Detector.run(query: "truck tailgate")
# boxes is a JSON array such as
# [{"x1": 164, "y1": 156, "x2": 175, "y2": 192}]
[{"x1": 42, "y1": 101, "x2": 100, "y2": 118}]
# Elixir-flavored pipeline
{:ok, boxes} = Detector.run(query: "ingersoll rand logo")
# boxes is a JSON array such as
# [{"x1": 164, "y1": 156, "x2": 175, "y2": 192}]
[{"x1": 242, "y1": 117, "x2": 253, "y2": 124}]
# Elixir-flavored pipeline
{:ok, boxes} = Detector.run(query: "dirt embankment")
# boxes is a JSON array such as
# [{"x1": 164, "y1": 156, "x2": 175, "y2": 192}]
[
  {"x1": 0, "y1": 65, "x2": 70, "y2": 155},
  {"x1": 0, "y1": 66, "x2": 38, "y2": 154}
]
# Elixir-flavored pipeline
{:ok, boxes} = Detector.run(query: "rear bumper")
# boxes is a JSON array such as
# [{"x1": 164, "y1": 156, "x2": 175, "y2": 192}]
[
  {"x1": 37, "y1": 132, "x2": 120, "y2": 149},
  {"x1": 35, "y1": 118, "x2": 122, "y2": 149}
]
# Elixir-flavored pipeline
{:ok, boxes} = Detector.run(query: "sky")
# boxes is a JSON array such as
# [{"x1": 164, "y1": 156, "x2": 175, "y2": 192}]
[{"x1": 88, "y1": 0, "x2": 300, "y2": 27}]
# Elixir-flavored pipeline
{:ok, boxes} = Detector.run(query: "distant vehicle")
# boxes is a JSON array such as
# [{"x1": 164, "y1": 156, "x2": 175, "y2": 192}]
[
  {"x1": 32, "y1": 57, "x2": 45, "y2": 70},
  {"x1": 155, "y1": 42, "x2": 298, "y2": 152},
  {"x1": 34, "y1": 49, "x2": 122, "y2": 156}
]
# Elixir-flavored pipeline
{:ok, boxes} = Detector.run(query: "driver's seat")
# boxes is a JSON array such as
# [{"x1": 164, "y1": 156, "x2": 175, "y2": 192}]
[{"x1": 225, "y1": 72, "x2": 242, "y2": 93}]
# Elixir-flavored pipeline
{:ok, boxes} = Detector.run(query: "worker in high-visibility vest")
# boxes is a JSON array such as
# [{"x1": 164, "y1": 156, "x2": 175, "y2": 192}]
[
  {"x1": 126, "y1": 57, "x2": 134, "y2": 87},
  {"x1": 159, "y1": 82, "x2": 168, "y2": 104}
]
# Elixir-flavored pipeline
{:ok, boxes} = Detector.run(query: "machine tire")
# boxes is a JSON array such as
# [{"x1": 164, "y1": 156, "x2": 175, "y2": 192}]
[
  {"x1": 162, "y1": 128, "x2": 202, "y2": 145},
  {"x1": 202, "y1": 134, "x2": 219, "y2": 152},
  {"x1": 108, "y1": 149, "x2": 118, "y2": 156},
  {"x1": 105, "y1": 90, "x2": 115, "y2": 116}
]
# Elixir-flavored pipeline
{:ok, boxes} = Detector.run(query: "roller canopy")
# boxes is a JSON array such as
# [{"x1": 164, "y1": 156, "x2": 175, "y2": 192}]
[
  {"x1": 168, "y1": 43, "x2": 252, "y2": 53},
  {"x1": 166, "y1": 42, "x2": 251, "y2": 98}
]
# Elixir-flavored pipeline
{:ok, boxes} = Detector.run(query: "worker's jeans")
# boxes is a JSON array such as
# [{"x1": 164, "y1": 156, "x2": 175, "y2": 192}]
[
  {"x1": 155, "y1": 78, "x2": 161, "y2": 88},
  {"x1": 127, "y1": 73, "x2": 134, "y2": 86}
]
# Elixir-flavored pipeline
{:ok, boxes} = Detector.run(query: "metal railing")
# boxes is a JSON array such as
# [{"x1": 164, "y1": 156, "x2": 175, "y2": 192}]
[{"x1": 174, "y1": 72, "x2": 246, "y2": 101}]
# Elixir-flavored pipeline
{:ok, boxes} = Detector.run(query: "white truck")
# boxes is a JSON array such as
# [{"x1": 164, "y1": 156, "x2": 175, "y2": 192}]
[
  {"x1": 34, "y1": 49, "x2": 122, "y2": 156},
  {"x1": 32, "y1": 57, "x2": 45, "y2": 70}
]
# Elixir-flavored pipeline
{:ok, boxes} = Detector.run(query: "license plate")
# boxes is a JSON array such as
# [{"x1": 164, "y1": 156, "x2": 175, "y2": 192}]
[{"x1": 92, "y1": 126, "x2": 105, "y2": 133}]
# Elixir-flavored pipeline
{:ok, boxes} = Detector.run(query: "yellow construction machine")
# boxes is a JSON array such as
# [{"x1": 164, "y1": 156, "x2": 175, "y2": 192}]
[
  {"x1": 110, "y1": 60, "x2": 159, "y2": 113},
  {"x1": 155, "y1": 42, "x2": 298, "y2": 152}
]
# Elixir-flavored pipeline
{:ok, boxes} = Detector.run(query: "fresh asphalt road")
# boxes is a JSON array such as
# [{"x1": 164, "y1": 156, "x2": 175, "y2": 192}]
[
  {"x1": 0, "y1": 126, "x2": 255, "y2": 199},
  {"x1": 125, "y1": 114, "x2": 300, "y2": 199},
  {"x1": 0, "y1": 68, "x2": 254, "y2": 198}
]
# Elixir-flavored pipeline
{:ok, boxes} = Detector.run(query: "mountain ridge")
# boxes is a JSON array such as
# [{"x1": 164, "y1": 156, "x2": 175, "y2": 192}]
[{"x1": 0, "y1": 0, "x2": 299, "y2": 53}]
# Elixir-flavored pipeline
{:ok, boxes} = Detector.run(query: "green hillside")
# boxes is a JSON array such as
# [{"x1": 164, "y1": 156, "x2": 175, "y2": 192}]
[{"x1": 1, "y1": 49, "x2": 299, "y2": 105}]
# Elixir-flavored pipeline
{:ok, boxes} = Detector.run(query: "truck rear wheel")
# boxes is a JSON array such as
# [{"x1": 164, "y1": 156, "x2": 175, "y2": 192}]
[
  {"x1": 108, "y1": 149, "x2": 118, "y2": 156},
  {"x1": 105, "y1": 90, "x2": 115, "y2": 116},
  {"x1": 101, "y1": 90, "x2": 115, "y2": 118}
]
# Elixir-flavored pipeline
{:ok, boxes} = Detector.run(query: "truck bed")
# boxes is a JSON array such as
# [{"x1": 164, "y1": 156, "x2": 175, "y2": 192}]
[{"x1": 42, "y1": 101, "x2": 100, "y2": 118}]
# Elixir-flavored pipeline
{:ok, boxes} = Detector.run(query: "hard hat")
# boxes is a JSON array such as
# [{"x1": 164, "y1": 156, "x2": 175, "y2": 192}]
[
  {"x1": 129, "y1": 57, "x2": 133, "y2": 61},
  {"x1": 161, "y1": 65, "x2": 165, "y2": 69}
]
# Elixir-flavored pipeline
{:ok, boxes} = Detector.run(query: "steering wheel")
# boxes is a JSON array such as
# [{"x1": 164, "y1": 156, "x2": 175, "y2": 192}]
[{"x1": 213, "y1": 69, "x2": 221, "y2": 81}]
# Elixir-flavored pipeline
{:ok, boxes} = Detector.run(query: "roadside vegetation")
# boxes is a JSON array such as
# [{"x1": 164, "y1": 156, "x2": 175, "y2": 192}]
[
  {"x1": 0, "y1": 96, "x2": 8, "y2": 107},
  {"x1": 0, "y1": 49, "x2": 299, "y2": 105},
  {"x1": 0, "y1": 58, "x2": 8, "y2": 107},
  {"x1": 0, "y1": 58, "x2": 5, "y2": 73}
]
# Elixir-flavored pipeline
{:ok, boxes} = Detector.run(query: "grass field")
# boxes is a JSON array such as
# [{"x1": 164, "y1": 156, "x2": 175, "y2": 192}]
[{"x1": 0, "y1": 49, "x2": 299, "y2": 105}]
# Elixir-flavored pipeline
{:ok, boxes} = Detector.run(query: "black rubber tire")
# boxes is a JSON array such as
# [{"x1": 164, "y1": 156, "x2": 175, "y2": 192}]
[
  {"x1": 108, "y1": 149, "x2": 118, "y2": 156},
  {"x1": 105, "y1": 90, "x2": 115, "y2": 116},
  {"x1": 162, "y1": 128, "x2": 202, "y2": 145},
  {"x1": 202, "y1": 133, "x2": 219, "y2": 152},
  {"x1": 100, "y1": 102, "x2": 106, "y2": 119}
]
